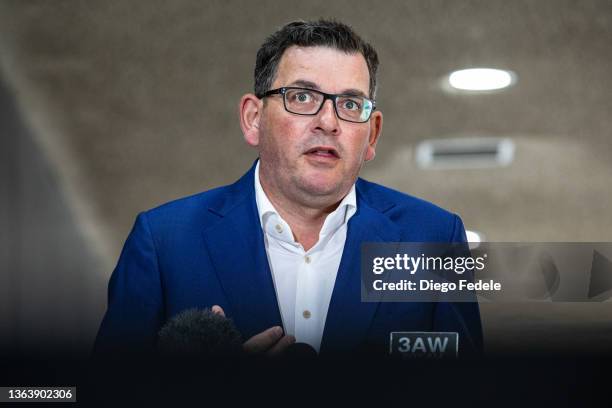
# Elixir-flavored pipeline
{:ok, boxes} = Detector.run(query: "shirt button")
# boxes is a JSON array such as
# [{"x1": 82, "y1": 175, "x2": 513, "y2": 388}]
[
  {"x1": 304, "y1": 256, "x2": 311, "y2": 264},
  {"x1": 275, "y1": 224, "x2": 283, "y2": 233},
  {"x1": 303, "y1": 310, "x2": 311, "y2": 319}
]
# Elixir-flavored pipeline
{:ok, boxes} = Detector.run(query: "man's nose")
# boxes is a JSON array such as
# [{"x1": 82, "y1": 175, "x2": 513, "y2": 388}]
[{"x1": 314, "y1": 99, "x2": 340, "y2": 134}]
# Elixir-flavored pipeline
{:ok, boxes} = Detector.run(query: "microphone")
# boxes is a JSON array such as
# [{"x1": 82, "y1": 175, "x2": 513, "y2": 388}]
[{"x1": 157, "y1": 308, "x2": 243, "y2": 357}]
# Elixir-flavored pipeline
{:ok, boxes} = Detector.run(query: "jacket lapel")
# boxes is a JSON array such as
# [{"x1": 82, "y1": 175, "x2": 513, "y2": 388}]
[
  {"x1": 320, "y1": 181, "x2": 401, "y2": 354},
  {"x1": 201, "y1": 163, "x2": 283, "y2": 340}
]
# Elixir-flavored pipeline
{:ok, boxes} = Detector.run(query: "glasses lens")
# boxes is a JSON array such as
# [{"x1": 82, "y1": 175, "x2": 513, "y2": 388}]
[
  {"x1": 284, "y1": 89, "x2": 323, "y2": 114},
  {"x1": 336, "y1": 96, "x2": 372, "y2": 122}
]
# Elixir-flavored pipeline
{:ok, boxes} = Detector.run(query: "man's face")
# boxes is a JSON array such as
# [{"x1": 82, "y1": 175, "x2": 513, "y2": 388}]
[{"x1": 254, "y1": 45, "x2": 382, "y2": 207}]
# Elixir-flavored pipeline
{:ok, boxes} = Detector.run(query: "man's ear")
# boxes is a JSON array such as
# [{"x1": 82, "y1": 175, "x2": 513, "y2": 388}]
[
  {"x1": 239, "y1": 93, "x2": 262, "y2": 147},
  {"x1": 365, "y1": 110, "x2": 383, "y2": 162}
]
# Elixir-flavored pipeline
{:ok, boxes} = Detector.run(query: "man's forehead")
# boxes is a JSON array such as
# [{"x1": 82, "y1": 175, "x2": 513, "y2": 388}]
[{"x1": 273, "y1": 45, "x2": 370, "y2": 96}]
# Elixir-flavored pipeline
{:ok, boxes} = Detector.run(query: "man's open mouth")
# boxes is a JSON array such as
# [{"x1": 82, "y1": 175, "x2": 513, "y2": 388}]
[{"x1": 304, "y1": 146, "x2": 340, "y2": 158}]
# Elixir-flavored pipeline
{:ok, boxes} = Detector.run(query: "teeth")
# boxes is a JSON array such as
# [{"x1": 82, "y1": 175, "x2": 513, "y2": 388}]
[{"x1": 308, "y1": 149, "x2": 336, "y2": 156}]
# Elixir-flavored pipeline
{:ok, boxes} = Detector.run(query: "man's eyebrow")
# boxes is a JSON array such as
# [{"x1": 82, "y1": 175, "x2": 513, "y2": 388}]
[
  {"x1": 340, "y1": 88, "x2": 369, "y2": 98},
  {"x1": 287, "y1": 80, "x2": 369, "y2": 98},
  {"x1": 288, "y1": 79, "x2": 320, "y2": 90}
]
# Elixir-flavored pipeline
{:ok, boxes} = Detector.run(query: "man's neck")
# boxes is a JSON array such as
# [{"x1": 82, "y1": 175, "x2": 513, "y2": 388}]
[{"x1": 259, "y1": 173, "x2": 343, "y2": 252}]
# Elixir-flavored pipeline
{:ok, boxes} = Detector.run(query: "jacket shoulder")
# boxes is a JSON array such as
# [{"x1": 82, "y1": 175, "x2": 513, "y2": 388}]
[
  {"x1": 357, "y1": 178, "x2": 456, "y2": 218},
  {"x1": 357, "y1": 178, "x2": 465, "y2": 241},
  {"x1": 143, "y1": 164, "x2": 255, "y2": 224},
  {"x1": 139, "y1": 182, "x2": 241, "y2": 235}
]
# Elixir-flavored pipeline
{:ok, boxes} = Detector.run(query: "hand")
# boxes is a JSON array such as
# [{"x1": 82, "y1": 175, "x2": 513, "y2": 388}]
[{"x1": 211, "y1": 305, "x2": 295, "y2": 356}]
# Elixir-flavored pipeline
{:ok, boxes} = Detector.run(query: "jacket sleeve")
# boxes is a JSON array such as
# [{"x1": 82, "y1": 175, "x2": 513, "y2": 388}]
[
  {"x1": 93, "y1": 211, "x2": 164, "y2": 354},
  {"x1": 432, "y1": 214, "x2": 484, "y2": 357}
]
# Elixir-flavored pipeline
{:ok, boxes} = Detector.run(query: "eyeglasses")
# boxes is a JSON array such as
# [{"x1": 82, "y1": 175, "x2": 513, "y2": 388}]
[{"x1": 260, "y1": 87, "x2": 376, "y2": 123}]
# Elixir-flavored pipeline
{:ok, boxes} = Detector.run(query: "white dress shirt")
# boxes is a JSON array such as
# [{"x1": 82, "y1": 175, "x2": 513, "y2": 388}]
[{"x1": 254, "y1": 161, "x2": 357, "y2": 352}]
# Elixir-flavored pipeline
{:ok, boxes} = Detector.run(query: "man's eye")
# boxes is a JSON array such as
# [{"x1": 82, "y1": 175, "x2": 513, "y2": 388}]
[
  {"x1": 341, "y1": 99, "x2": 361, "y2": 111},
  {"x1": 294, "y1": 92, "x2": 313, "y2": 103}
]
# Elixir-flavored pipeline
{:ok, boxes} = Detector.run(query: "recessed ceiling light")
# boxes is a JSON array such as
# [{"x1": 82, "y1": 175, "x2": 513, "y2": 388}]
[{"x1": 447, "y1": 68, "x2": 516, "y2": 92}]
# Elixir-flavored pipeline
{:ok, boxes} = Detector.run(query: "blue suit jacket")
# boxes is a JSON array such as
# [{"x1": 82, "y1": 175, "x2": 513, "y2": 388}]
[{"x1": 95, "y1": 163, "x2": 482, "y2": 356}]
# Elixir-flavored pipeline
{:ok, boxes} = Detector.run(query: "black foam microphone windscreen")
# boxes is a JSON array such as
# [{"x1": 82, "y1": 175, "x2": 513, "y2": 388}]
[{"x1": 158, "y1": 308, "x2": 243, "y2": 357}]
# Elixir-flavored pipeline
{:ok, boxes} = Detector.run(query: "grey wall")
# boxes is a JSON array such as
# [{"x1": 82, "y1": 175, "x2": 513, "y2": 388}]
[
  {"x1": 0, "y1": 76, "x2": 105, "y2": 353},
  {"x1": 0, "y1": 0, "x2": 611, "y2": 355}
]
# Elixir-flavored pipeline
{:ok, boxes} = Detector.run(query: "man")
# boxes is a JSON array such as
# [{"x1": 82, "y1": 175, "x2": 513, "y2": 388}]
[{"x1": 95, "y1": 19, "x2": 482, "y2": 356}]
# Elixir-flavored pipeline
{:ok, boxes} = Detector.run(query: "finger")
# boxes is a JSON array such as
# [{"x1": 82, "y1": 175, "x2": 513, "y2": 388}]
[
  {"x1": 266, "y1": 335, "x2": 296, "y2": 357},
  {"x1": 243, "y1": 326, "x2": 283, "y2": 354},
  {"x1": 211, "y1": 305, "x2": 225, "y2": 317}
]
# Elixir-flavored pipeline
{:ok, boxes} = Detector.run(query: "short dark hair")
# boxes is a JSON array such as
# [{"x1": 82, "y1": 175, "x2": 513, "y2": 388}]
[{"x1": 254, "y1": 19, "x2": 379, "y2": 99}]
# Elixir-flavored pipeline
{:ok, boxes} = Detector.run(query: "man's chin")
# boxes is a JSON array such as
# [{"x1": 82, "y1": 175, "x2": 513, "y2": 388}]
[{"x1": 296, "y1": 178, "x2": 348, "y2": 200}]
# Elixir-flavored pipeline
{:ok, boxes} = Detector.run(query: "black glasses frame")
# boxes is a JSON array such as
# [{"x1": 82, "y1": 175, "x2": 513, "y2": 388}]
[{"x1": 260, "y1": 87, "x2": 376, "y2": 123}]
